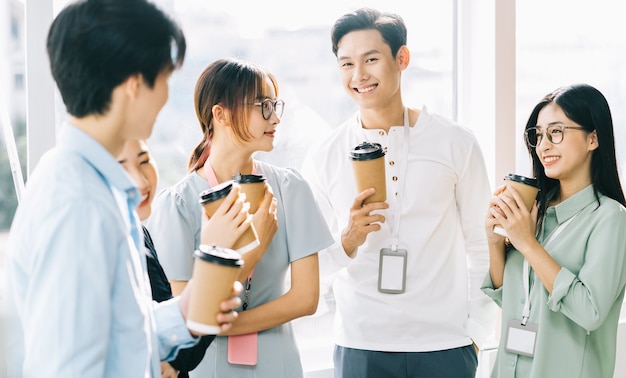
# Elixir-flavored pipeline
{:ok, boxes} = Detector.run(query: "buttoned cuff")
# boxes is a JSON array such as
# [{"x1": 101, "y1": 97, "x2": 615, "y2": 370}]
[
  {"x1": 154, "y1": 297, "x2": 199, "y2": 361},
  {"x1": 480, "y1": 273, "x2": 503, "y2": 307},
  {"x1": 547, "y1": 267, "x2": 576, "y2": 311}
]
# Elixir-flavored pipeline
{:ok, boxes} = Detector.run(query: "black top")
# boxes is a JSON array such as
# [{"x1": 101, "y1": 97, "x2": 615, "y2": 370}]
[{"x1": 143, "y1": 226, "x2": 215, "y2": 377}]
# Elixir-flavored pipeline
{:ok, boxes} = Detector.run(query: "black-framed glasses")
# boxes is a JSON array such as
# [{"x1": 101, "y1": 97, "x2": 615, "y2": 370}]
[
  {"x1": 524, "y1": 125, "x2": 586, "y2": 147},
  {"x1": 252, "y1": 99, "x2": 285, "y2": 120}
]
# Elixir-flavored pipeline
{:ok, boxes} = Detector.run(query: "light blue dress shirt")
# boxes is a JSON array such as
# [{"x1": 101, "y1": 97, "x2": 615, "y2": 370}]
[{"x1": 2, "y1": 124, "x2": 196, "y2": 377}]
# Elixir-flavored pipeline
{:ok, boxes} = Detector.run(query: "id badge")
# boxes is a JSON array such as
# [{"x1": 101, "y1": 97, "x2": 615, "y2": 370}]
[
  {"x1": 504, "y1": 319, "x2": 538, "y2": 357},
  {"x1": 227, "y1": 333, "x2": 258, "y2": 365},
  {"x1": 378, "y1": 248, "x2": 407, "y2": 294}
]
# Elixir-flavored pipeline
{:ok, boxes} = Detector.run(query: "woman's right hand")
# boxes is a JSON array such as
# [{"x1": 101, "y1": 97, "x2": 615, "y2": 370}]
[
  {"x1": 485, "y1": 185, "x2": 508, "y2": 246},
  {"x1": 200, "y1": 184, "x2": 252, "y2": 248},
  {"x1": 251, "y1": 184, "x2": 278, "y2": 251},
  {"x1": 236, "y1": 184, "x2": 278, "y2": 279},
  {"x1": 485, "y1": 186, "x2": 509, "y2": 288}
]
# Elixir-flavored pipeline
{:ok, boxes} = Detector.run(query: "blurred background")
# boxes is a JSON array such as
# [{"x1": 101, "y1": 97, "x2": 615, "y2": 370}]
[{"x1": 2, "y1": 0, "x2": 626, "y2": 376}]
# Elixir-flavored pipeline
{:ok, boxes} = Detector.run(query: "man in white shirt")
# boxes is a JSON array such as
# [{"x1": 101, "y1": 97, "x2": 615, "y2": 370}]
[{"x1": 302, "y1": 7, "x2": 497, "y2": 378}]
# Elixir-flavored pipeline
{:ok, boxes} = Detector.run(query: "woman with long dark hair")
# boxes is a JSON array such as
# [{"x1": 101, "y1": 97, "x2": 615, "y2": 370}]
[{"x1": 483, "y1": 83, "x2": 626, "y2": 377}]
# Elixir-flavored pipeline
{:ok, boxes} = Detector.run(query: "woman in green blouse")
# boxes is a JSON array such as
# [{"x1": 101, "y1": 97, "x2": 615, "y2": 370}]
[{"x1": 482, "y1": 83, "x2": 626, "y2": 378}]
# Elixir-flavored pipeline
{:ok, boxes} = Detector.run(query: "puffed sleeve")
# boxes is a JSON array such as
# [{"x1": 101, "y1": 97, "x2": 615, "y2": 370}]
[
  {"x1": 276, "y1": 167, "x2": 335, "y2": 262},
  {"x1": 146, "y1": 187, "x2": 201, "y2": 281}
]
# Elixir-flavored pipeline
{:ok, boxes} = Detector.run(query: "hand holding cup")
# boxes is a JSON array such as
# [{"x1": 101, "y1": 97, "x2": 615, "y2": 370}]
[
  {"x1": 232, "y1": 173, "x2": 266, "y2": 214},
  {"x1": 185, "y1": 245, "x2": 244, "y2": 335},
  {"x1": 179, "y1": 279, "x2": 243, "y2": 336},
  {"x1": 341, "y1": 188, "x2": 389, "y2": 256},
  {"x1": 200, "y1": 184, "x2": 252, "y2": 249},
  {"x1": 492, "y1": 174, "x2": 539, "y2": 238},
  {"x1": 231, "y1": 173, "x2": 277, "y2": 248},
  {"x1": 200, "y1": 181, "x2": 260, "y2": 254}
]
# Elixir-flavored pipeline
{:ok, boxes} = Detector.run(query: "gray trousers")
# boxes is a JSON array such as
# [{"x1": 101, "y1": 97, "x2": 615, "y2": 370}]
[{"x1": 333, "y1": 344, "x2": 478, "y2": 378}]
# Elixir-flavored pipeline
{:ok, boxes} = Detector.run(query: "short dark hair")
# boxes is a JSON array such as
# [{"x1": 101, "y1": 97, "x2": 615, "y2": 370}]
[
  {"x1": 47, "y1": 0, "x2": 186, "y2": 117},
  {"x1": 524, "y1": 83, "x2": 626, "y2": 226},
  {"x1": 331, "y1": 7, "x2": 407, "y2": 58}
]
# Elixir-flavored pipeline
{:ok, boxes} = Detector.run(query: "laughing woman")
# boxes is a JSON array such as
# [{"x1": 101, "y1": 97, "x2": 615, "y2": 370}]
[{"x1": 482, "y1": 83, "x2": 626, "y2": 378}]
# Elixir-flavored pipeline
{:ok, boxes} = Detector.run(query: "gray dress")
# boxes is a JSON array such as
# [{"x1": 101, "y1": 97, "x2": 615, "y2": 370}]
[{"x1": 147, "y1": 161, "x2": 334, "y2": 378}]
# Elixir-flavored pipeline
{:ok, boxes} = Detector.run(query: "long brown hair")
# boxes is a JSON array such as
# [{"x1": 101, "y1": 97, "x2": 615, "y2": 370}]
[{"x1": 187, "y1": 58, "x2": 279, "y2": 172}]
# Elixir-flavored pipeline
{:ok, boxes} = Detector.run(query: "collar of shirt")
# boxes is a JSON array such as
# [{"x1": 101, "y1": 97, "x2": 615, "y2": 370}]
[
  {"x1": 551, "y1": 184, "x2": 596, "y2": 224},
  {"x1": 349, "y1": 105, "x2": 429, "y2": 135},
  {"x1": 57, "y1": 122, "x2": 141, "y2": 208}
]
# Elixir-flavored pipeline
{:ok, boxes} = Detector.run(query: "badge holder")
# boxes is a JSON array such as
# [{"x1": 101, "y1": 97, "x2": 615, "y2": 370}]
[
  {"x1": 228, "y1": 271, "x2": 258, "y2": 365},
  {"x1": 228, "y1": 332, "x2": 258, "y2": 365},
  {"x1": 378, "y1": 247, "x2": 407, "y2": 294},
  {"x1": 501, "y1": 217, "x2": 578, "y2": 359},
  {"x1": 505, "y1": 258, "x2": 540, "y2": 358},
  {"x1": 504, "y1": 319, "x2": 537, "y2": 357}
]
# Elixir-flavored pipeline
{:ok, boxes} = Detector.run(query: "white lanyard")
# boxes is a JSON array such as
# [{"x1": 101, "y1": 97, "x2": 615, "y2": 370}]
[
  {"x1": 521, "y1": 214, "x2": 577, "y2": 325},
  {"x1": 359, "y1": 108, "x2": 410, "y2": 251}
]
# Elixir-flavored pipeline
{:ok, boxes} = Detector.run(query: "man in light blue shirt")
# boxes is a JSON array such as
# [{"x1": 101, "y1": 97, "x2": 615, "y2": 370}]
[{"x1": 2, "y1": 1, "x2": 240, "y2": 376}]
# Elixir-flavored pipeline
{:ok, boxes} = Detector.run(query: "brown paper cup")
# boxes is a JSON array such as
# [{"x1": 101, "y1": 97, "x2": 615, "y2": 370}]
[
  {"x1": 232, "y1": 173, "x2": 266, "y2": 214},
  {"x1": 493, "y1": 174, "x2": 540, "y2": 237},
  {"x1": 349, "y1": 142, "x2": 386, "y2": 204},
  {"x1": 186, "y1": 245, "x2": 243, "y2": 335},
  {"x1": 199, "y1": 181, "x2": 260, "y2": 254}
]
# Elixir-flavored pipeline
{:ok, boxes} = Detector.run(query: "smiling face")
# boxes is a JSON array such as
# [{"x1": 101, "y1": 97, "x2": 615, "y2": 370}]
[
  {"x1": 242, "y1": 76, "x2": 280, "y2": 153},
  {"x1": 535, "y1": 103, "x2": 597, "y2": 188},
  {"x1": 335, "y1": 29, "x2": 408, "y2": 111},
  {"x1": 117, "y1": 140, "x2": 158, "y2": 221}
]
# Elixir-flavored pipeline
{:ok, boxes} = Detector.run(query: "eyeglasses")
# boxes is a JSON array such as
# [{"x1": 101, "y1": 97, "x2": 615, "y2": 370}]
[
  {"x1": 252, "y1": 99, "x2": 285, "y2": 120},
  {"x1": 524, "y1": 125, "x2": 586, "y2": 147}
]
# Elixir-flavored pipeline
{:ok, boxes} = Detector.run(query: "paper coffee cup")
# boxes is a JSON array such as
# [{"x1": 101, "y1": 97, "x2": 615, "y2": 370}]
[
  {"x1": 493, "y1": 174, "x2": 540, "y2": 237},
  {"x1": 199, "y1": 180, "x2": 260, "y2": 254},
  {"x1": 232, "y1": 173, "x2": 266, "y2": 214},
  {"x1": 349, "y1": 141, "x2": 387, "y2": 204},
  {"x1": 186, "y1": 245, "x2": 244, "y2": 335}
]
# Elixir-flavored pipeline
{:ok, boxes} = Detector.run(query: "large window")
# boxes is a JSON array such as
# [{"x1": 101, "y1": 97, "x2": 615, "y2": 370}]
[
  {"x1": 0, "y1": 1, "x2": 455, "y2": 376},
  {"x1": 515, "y1": 0, "x2": 626, "y2": 178},
  {"x1": 4, "y1": 1, "x2": 626, "y2": 377},
  {"x1": 149, "y1": 1, "x2": 455, "y2": 374},
  {"x1": 151, "y1": 0, "x2": 454, "y2": 189}
]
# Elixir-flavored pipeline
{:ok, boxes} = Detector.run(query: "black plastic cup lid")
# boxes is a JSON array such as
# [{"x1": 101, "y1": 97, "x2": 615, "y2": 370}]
[
  {"x1": 198, "y1": 180, "x2": 234, "y2": 205},
  {"x1": 193, "y1": 244, "x2": 244, "y2": 267},
  {"x1": 504, "y1": 173, "x2": 539, "y2": 188},
  {"x1": 232, "y1": 172, "x2": 266, "y2": 184},
  {"x1": 349, "y1": 141, "x2": 386, "y2": 161}
]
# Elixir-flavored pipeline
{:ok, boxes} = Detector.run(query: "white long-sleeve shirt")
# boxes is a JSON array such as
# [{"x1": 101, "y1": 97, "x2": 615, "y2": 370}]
[{"x1": 302, "y1": 106, "x2": 497, "y2": 352}]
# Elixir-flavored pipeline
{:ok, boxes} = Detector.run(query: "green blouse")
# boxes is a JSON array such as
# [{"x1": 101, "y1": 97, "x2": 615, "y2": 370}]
[{"x1": 482, "y1": 185, "x2": 626, "y2": 378}]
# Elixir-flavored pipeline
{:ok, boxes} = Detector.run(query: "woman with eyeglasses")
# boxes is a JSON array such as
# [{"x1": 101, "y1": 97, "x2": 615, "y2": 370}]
[
  {"x1": 147, "y1": 58, "x2": 334, "y2": 378},
  {"x1": 482, "y1": 83, "x2": 626, "y2": 378}
]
